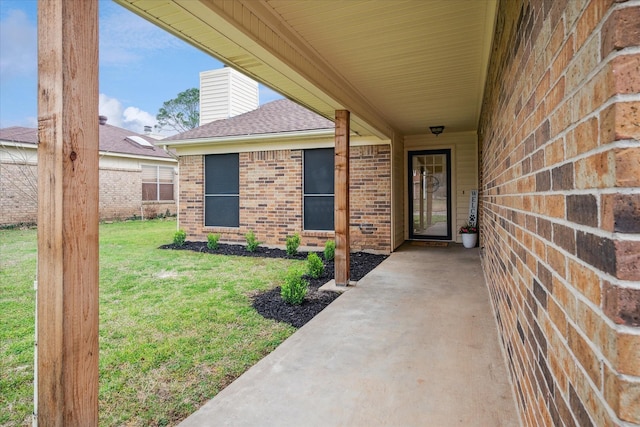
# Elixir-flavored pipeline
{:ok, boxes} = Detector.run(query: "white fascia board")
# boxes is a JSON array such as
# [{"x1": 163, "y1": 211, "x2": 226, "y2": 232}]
[
  {"x1": 165, "y1": 130, "x2": 390, "y2": 156},
  {"x1": 165, "y1": 129, "x2": 335, "y2": 147},
  {"x1": 99, "y1": 151, "x2": 178, "y2": 163},
  {"x1": 0, "y1": 140, "x2": 37, "y2": 150},
  {"x1": 0, "y1": 140, "x2": 177, "y2": 163}
]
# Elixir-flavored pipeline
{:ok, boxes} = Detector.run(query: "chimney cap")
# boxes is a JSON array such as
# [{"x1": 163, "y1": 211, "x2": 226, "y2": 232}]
[{"x1": 99, "y1": 115, "x2": 108, "y2": 125}]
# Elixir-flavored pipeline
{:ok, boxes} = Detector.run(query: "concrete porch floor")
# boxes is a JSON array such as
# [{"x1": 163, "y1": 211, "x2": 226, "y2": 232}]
[{"x1": 180, "y1": 244, "x2": 520, "y2": 426}]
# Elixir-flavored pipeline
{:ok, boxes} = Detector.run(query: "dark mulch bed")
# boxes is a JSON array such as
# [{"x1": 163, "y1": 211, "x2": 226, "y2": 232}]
[{"x1": 159, "y1": 241, "x2": 387, "y2": 327}]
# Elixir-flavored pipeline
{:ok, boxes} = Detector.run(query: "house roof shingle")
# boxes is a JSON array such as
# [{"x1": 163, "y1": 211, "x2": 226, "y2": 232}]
[
  {"x1": 0, "y1": 126, "x2": 39, "y2": 144},
  {"x1": 0, "y1": 124, "x2": 174, "y2": 160},
  {"x1": 165, "y1": 99, "x2": 334, "y2": 141}
]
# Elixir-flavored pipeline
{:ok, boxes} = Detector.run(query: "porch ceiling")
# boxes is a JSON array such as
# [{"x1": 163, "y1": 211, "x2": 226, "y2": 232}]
[{"x1": 115, "y1": 0, "x2": 497, "y2": 140}]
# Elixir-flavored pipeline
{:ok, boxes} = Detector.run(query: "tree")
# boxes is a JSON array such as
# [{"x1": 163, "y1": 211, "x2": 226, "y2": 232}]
[{"x1": 156, "y1": 88, "x2": 200, "y2": 133}]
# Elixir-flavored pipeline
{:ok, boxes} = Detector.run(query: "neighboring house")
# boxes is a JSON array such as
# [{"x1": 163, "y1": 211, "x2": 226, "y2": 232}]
[
  {"x1": 165, "y1": 98, "x2": 395, "y2": 253},
  {"x1": 0, "y1": 118, "x2": 178, "y2": 226}
]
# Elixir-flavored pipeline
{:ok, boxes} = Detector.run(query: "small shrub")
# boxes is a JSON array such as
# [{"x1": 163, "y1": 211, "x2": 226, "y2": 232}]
[
  {"x1": 245, "y1": 230, "x2": 260, "y2": 252},
  {"x1": 207, "y1": 233, "x2": 220, "y2": 250},
  {"x1": 173, "y1": 229, "x2": 186, "y2": 247},
  {"x1": 145, "y1": 208, "x2": 158, "y2": 220},
  {"x1": 285, "y1": 233, "x2": 301, "y2": 256},
  {"x1": 281, "y1": 269, "x2": 308, "y2": 305},
  {"x1": 306, "y1": 253, "x2": 324, "y2": 279},
  {"x1": 324, "y1": 240, "x2": 335, "y2": 261}
]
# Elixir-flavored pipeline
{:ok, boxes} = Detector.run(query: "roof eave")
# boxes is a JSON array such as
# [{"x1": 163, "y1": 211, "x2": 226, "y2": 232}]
[
  {"x1": 99, "y1": 151, "x2": 178, "y2": 163},
  {"x1": 163, "y1": 129, "x2": 389, "y2": 157},
  {"x1": 163, "y1": 128, "x2": 336, "y2": 148},
  {"x1": 1, "y1": 140, "x2": 177, "y2": 162},
  {"x1": 0, "y1": 140, "x2": 38, "y2": 149}
]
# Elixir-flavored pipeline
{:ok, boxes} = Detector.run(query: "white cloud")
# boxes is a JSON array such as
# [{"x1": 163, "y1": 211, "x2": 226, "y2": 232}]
[
  {"x1": 99, "y1": 94, "x2": 125, "y2": 128},
  {"x1": 99, "y1": 93, "x2": 156, "y2": 134},
  {"x1": 123, "y1": 106, "x2": 157, "y2": 134},
  {"x1": 99, "y1": 3, "x2": 183, "y2": 67},
  {"x1": 0, "y1": 9, "x2": 37, "y2": 81},
  {"x1": 0, "y1": 3, "x2": 181, "y2": 73}
]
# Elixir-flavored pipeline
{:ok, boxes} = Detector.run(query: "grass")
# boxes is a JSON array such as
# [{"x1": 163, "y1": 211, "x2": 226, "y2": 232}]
[{"x1": 0, "y1": 219, "x2": 300, "y2": 426}]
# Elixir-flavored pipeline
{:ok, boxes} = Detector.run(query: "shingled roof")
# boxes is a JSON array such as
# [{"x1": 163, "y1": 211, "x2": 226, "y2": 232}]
[
  {"x1": 0, "y1": 123, "x2": 174, "y2": 160},
  {"x1": 165, "y1": 99, "x2": 334, "y2": 141},
  {"x1": 0, "y1": 127, "x2": 38, "y2": 144}
]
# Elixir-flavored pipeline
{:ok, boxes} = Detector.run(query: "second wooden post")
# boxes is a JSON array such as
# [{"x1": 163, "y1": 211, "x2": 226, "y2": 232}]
[{"x1": 335, "y1": 110, "x2": 350, "y2": 286}]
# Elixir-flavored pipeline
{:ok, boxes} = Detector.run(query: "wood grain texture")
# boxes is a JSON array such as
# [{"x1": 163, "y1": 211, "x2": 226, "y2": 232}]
[
  {"x1": 37, "y1": 0, "x2": 99, "y2": 425},
  {"x1": 335, "y1": 110, "x2": 350, "y2": 285}
]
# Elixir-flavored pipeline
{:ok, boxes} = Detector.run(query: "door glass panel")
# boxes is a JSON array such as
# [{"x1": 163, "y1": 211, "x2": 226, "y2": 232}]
[{"x1": 411, "y1": 153, "x2": 448, "y2": 237}]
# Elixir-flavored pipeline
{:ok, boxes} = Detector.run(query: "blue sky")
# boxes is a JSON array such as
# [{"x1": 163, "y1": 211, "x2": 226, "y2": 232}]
[{"x1": 0, "y1": 0, "x2": 282, "y2": 135}]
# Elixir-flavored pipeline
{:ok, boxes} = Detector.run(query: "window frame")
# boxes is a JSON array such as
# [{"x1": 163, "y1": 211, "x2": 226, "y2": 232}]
[
  {"x1": 303, "y1": 148, "x2": 334, "y2": 231},
  {"x1": 141, "y1": 164, "x2": 175, "y2": 202},
  {"x1": 204, "y1": 153, "x2": 240, "y2": 228}
]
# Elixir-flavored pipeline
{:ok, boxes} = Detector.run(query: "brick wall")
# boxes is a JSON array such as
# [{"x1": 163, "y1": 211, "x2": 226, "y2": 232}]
[
  {"x1": 479, "y1": 0, "x2": 639, "y2": 426},
  {"x1": 178, "y1": 144, "x2": 392, "y2": 253},
  {"x1": 241, "y1": 150, "x2": 303, "y2": 244},
  {"x1": 0, "y1": 162, "x2": 38, "y2": 225},
  {"x1": 99, "y1": 168, "x2": 142, "y2": 220},
  {"x1": 349, "y1": 145, "x2": 392, "y2": 252}
]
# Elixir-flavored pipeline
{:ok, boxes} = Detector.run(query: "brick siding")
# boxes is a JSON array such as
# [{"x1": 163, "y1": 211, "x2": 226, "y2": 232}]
[
  {"x1": 479, "y1": 1, "x2": 639, "y2": 426},
  {"x1": 178, "y1": 144, "x2": 392, "y2": 253},
  {"x1": 0, "y1": 162, "x2": 38, "y2": 225},
  {"x1": 99, "y1": 168, "x2": 142, "y2": 220}
]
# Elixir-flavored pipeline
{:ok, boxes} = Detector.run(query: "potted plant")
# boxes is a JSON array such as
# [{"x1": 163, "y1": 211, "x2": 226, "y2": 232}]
[{"x1": 459, "y1": 223, "x2": 478, "y2": 248}]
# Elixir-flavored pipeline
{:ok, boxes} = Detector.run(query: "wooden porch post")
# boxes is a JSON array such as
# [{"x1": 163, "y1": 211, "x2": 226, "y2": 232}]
[
  {"x1": 335, "y1": 110, "x2": 350, "y2": 286},
  {"x1": 37, "y1": 0, "x2": 99, "y2": 425}
]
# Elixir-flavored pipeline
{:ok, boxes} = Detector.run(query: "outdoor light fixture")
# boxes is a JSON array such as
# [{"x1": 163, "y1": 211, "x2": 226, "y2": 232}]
[{"x1": 429, "y1": 126, "x2": 445, "y2": 136}]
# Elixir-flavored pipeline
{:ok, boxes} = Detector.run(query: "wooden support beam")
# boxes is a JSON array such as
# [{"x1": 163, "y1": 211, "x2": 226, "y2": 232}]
[
  {"x1": 335, "y1": 110, "x2": 350, "y2": 286},
  {"x1": 37, "y1": 1, "x2": 99, "y2": 425}
]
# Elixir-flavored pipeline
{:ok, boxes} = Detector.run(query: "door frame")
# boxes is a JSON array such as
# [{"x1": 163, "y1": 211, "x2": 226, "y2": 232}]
[{"x1": 407, "y1": 149, "x2": 452, "y2": 240}]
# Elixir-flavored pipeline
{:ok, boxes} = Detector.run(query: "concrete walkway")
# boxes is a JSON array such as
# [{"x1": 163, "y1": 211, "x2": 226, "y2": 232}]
[{"x1": 180, "y1": 244, "x2": 520, "y2": 427}]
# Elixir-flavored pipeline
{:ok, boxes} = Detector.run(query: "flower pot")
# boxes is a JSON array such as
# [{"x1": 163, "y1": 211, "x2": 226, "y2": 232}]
[{"x1": 461, "y1": 233, "x2": 477, "y2": 248}]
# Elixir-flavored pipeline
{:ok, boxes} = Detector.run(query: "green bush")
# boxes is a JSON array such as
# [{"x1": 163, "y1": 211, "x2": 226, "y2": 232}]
[
  {"x1": 281, "y1": 270, "x2": 308, "y2": 305},
  {"x1": 285, "y1": 233, "x2": 301, "y2": 256},
  {"x1": 245, "y1": 230, "x2": 260, "y2": 252},
  {"x1": 324, "y1": 240, "x2": 335, "y2": 261},
  {"x1": 306, "y1": 253, "x2": 324, "y2": 279},
  {"x1": 207, "y1": 233, "x2": 220, "y2": 250},
  {"x1": 173, "y1": 229, "x2": 186, "y2": 247}
]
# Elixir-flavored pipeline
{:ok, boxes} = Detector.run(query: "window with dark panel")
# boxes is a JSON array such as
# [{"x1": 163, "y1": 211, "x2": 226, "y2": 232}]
[
  {"x1": 142, "y1": 165, "x2": 174, "y2": 201},
  {"x1": 205, "y1": 153, "x2": 239, "y2": 227},
  {"x1": 304, "y1": 148, "x2": 334, "y2": 231}
]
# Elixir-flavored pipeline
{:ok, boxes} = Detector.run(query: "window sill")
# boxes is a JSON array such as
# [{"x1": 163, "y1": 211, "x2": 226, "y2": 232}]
[
  {"x1": 302, "y1": 230, "x2": 335, "y2": 238},
  {"x1": 142, "y1": 200, "x2": 175, "y2": 204}
]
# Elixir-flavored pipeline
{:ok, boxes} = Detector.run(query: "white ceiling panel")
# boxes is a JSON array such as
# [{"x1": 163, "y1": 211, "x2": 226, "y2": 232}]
[{"x1": 117, "y1": 0, "x2": 497, "y2": 138}]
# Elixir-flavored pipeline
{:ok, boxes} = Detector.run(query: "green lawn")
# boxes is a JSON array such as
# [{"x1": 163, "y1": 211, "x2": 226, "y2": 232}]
[{"x1": 0, "y1": 219, "x2": 299, "y2": 426}]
